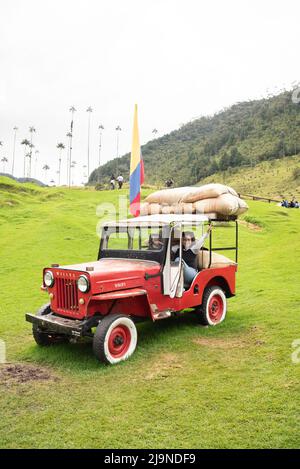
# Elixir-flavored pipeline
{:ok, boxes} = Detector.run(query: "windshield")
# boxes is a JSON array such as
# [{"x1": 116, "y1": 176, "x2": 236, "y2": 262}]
[{"x1": 101, "y1": 226, "x2": 168, "y2": 252}]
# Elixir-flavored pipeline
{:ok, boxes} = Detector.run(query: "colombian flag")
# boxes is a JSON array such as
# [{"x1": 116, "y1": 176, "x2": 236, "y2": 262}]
[{"x1": 130, "y1": 104, "x2": 144, "y2": 217}]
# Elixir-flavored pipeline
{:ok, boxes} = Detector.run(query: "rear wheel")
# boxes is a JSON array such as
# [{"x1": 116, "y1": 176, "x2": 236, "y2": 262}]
[
  {"x1": 197, "y1": 286, "x2": 227, "y2": 326},
  {"x1": 32, "y1": 303, "x2": 67, "y2": 346},
  {"x1": 93, "y1": 314, "x2": 137, "y2": 364}
]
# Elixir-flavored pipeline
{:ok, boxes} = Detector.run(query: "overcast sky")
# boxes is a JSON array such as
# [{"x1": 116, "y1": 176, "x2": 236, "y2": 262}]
[{"x1": 0, "y1": 0, "x2": 299, "y2": 185}]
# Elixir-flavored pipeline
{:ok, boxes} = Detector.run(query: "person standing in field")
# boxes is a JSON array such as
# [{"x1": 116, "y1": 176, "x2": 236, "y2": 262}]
[
  {"x1": 117, "y1": 174, "x2": 124, "y2": 189},
  {"x1": 165, "y1": 178, "x2": 174, "y2": 188},
  {"x1": 110, "y1": 174, "x2": 116, "y2": 190}
]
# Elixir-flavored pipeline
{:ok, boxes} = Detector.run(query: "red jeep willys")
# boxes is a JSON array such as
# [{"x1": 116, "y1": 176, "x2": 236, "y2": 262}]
[{"x1": 26, "y1": 213, "x2": 238, "y2": 364}]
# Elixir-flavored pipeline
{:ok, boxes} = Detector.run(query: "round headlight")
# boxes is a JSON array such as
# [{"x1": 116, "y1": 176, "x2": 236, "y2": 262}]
[
  {"x1": 77, "y1": 275, "x2": 90, "y2": 293},
  {"x1": 44, "y1": 270, "x2": 54, "y2": 287}
]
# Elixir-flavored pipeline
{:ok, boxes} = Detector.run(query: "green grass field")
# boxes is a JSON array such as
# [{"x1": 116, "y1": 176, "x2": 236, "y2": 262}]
[{"x1": 0, "y1": 176, "x2": 300, "y2": 448}]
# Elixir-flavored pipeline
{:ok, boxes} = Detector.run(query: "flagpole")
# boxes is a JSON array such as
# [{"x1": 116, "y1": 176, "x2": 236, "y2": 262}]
[{"x1": 129, "y1": 104, "x2": 144, "y2": 217}]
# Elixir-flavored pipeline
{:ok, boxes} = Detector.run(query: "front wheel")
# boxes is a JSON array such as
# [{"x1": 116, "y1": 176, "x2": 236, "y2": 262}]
[
  {"x1": 197, "y1": 286, "x2": 227, "y2": 326},
  {"x1": 93, "y1": 314, "x2": 137, "y2": 364}
]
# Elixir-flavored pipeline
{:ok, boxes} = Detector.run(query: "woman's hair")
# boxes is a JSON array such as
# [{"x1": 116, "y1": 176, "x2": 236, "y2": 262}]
[{"x1": 182, "y1": 231, "x2": 195, "y2": 242}]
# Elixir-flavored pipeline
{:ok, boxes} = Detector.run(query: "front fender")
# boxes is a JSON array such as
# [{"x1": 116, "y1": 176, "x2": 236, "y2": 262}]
[{"x1": 87, "y1": 288, "x2": 155, "y2": 320}]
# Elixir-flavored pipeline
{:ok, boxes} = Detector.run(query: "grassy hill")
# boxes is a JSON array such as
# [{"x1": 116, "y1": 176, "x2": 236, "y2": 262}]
[
  {"x1": 0, "y1": 176, "x2": 300, "y2": 448},
  {"x1": 89, "y1": 89, "x2": 300, "y2": 190},
  {"x1": 201, "y1": 153, "x2": 300, "y2": 199}
]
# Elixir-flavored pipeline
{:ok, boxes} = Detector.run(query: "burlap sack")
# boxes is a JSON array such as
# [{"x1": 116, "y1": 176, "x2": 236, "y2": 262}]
[
  {"x1": 140, "y1": 189, "x2": 248, "y2": 217},
  {"x1": 140, "y1": 202, "x2": 150, "y2": 216},
  {"x1": 145, "y1": 183, "x2": 238, "y2": 205},
  {"x1": 173, "y1": 203, "x2": 195, "y2": 214},
  {"x1": 148, "y1": 203, "x2": 161, "y2": 215},
  {"x1": 140, "y1": 203, "x2": 176, "y2": 215},
  {"x1": 181, "y1": 183, "x2": 238, "y2": 203},
  {"x1": 140, "y1": 202, "x2": 162, "y2": 215},
  {"x1": 237, "y1": 197, "x2": 248, "y2": 214},
  {"x1": 197, "y1": 250, "x2": 237, "y2": 269},
  {"x1": 193, "y1": 194, "x2": 248, "y2": 216},
  {"x1": 161, "y1": 204, "x2": 174, "y2": 214},
  {"x1": 145, "y1": 187, "x2": 192, "y2": 205}
]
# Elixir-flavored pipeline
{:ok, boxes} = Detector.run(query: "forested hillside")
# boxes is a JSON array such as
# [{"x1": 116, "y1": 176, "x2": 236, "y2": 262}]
[{"x1": 89, "y1": 90, "x2": 300, "y2": 187}]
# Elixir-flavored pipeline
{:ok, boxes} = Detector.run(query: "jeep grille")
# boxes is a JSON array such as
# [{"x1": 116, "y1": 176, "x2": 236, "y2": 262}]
[{"x1": 56, "y1": 277, "x2": 79, "y2": 312}]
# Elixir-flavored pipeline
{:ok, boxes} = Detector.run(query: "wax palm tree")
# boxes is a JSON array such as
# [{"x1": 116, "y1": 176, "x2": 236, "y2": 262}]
[
  {"x1": 28, "y1": 126, "x2": 36, "y2": 177},
  {"x1": 28, "y1": 143, "x2": 35, "y2": 177},
  {"x1": 82, "y1": 164, "x2": 87, "y2": 182},
  {"x1": 152, "y1": 128, "x2": 158, "y2": 137},
  {"x1": 86, "y1": 107, "x2": 93, "y2": 179},
  {"x1": 21, "y1": 139, "x2": 30, "y2": 177},
  {"x1": 56, "y1": 142, "x2": 65, "y2": 185},
  {"x1": 11, "y1": 127, "x2": 18, "y2": 176},
  {"x1": 25, "y1": 152, "x2": 31, "y2": 177},
  {"x1": 98, "y1": 124, "x2": 104, "y2": 182},
  {"x1": 70, "y1": 160, "x2": 76, "y2": 186},
  {"x1": 1, "y1": 156, "x2": 8, "y2": 172},
  {"x1": 69, "y1": 107, "x2": 76, "y2": 187},
  {"x1": 34, "y1": 150, "x2": 39, "y2": 178},
  {"x1": 66, "y1": 132, "x2": 72, "y2": 186},
  {"x1": 115, "y1": 125, "x2": 122, "y2": 175},
  {"x1": 115, "y1": 125, "x2": 122, "y2": 157},
  {"x1": 43, "y1": 164, "x2": 50, "y2": 183}
]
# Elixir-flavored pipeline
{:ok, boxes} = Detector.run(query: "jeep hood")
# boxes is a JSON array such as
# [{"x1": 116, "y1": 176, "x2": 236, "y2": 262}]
[{"x1": 55, "y1": 258, "x2": 160, "y2": 292}]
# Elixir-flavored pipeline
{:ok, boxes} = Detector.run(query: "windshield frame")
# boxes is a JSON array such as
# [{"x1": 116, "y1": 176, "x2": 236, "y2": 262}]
[{"x1": 98, "y1": 224, "x2": 170, "y2": 264}]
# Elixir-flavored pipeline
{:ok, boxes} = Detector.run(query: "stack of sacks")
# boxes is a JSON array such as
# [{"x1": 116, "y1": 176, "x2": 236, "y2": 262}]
[{"x1": 140, "y1": 183, "x2": 248, "y2": 217}]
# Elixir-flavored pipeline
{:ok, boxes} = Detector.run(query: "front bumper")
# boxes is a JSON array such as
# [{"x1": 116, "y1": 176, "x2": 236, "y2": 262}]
[{"x1": 25, "y1": 312, "x2": 98, "y2": 337}]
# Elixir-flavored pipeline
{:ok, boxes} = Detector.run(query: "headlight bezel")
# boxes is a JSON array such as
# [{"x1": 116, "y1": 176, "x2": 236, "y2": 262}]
[
  {"x1": 77, "y1": 275, "x2": 90, "y2": 293},
  {"x1": 44, "y1": 270, "x2": 54, "y2": 288}
]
